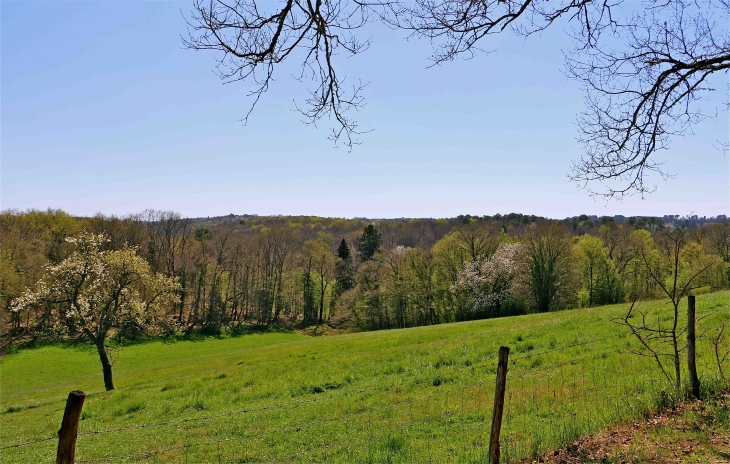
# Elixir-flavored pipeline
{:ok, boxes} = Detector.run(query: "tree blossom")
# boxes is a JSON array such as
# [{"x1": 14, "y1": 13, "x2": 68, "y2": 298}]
[
  {"x1": 451, "y1": 242, "x2": 523, "y2": 318},
  {"x1": 10, "y1": 231, "x2": 180, "y2": 391}
]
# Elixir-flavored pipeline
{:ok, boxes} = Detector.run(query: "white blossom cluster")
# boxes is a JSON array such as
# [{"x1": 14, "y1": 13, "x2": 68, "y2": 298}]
[
  {"x1": 10, "y1": 231, "x2": 180, "y2": 341},
  {"x1": 452, "y1": 242, "x2": 523, "y2": 316}
]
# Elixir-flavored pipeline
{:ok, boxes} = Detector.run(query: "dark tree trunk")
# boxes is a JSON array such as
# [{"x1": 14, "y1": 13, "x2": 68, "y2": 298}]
[
  {"x1": 318, "y1": 282, "x2": 326, "y2": 326},
  {"x1": 96, "y1": 340, "x2": 115, "y2": 391},
  {"x1": 178, "y1": 269, "x2": 187, "y2": 323}
]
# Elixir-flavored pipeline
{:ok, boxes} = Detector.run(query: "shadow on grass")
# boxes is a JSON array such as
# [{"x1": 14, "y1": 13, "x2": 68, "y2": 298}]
[
  {"x1": 1, "y1": 323, "x2": 296, "y2": 356},
  {"x1": 129, "y1": 323, "x2": 295, "y2": 345},
  {"x1": 2, "y1": 335, "x2": 97, "y2": 356}
]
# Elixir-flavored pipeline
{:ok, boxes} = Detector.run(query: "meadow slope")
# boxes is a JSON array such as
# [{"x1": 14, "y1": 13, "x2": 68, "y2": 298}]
[{"x1": 1, "y1": 292, "x2": 728, "y2": 463}]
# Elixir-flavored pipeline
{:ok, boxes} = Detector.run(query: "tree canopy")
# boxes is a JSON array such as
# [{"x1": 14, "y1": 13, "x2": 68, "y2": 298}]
[{"x1": 4, "y1": 210, "x2": 727, "y2": 338}]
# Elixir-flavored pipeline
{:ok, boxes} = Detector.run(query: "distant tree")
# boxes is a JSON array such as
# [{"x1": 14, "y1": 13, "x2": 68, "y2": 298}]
[
  {"x1": 406, "y1": 248, "x2": 439, "y2": 325},
  {"x1": 455, "y1": 222, "x2": 502, "y2": 261},
  {"x1": 707, "y1": 220, "x2": 730, "y2": 264},
  {"x1": 303, "y1": 234, "x2": 335, "y2": 324},
  {"x1": 382, "y1": 245, "x2": 411, "y2": 328},
  {"x1": 335, "y1": 238, "x2": 355, "y2": 293},
  {"x1": 522, "y1": 224, "x2": 576, "y2": 312},
  {"x1": 10, "y1": 232, "x2": 179, "y2": 391},
  {"x1": 1, "y1": 209, "x2": 83, "y2": 334},
  {"x1": 335, "y1": 238, "x2": 355, "y2": 294},
  {"x1": 573, "y1": 234, "x2": 622, "y2": 307},
  {"x1": 337, "y1": 238, "x2": 351, "y2": 261},
  {"x1": 598, "y1": 222, "x2": 635, "y2": 272},
  {"x1": 87, "y1": 213, "x2": 144, "y2": 252},
  {"x1": 356, "y1": 225, "x2": 381, "y2": 262},
  {"x1": 351, "y1": 258, "x2": 388, "y2": 330},
  {"x1": 452, "y1": 242, "x2": 524, "y2": 318},
  {"x1": 704, "y1": 220, "x2": 730, "y2": 288},
  {"x1": 255, "y1": 227, "x2": 296, "y2": 323},
  {"x1": 335, "y1": 261, "x2": 355, "y2": 294},
  {"x1": 134, "y1": 210, "x2": 193, "y2": 323},
  {"x1": 431, "y1": 231, "x2": 471, "y2": 320},
  {"x1": 302, "y1": 255, "x2": 317, "y2": 324},
  {"x1": 192, "y1": 227, "x2": 214, "y2": 325},
  {"x1": 195, "y1": 227, "x2": 213, "y2": 242},
  {"x1": 204, "y1": 231, "x2": 231, "y2": 329}
]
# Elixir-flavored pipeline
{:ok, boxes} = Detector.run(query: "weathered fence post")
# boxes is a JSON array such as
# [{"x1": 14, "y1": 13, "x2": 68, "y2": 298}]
[
  {"x1": 688, "y1": 295, "x2": 700, "y2": 399},
  {"x1": 489, "y1": 346, "x2": 510, "y2": 464},
  {"x1": 57, "y1": 390, "x2": 85, "y2": 464}
]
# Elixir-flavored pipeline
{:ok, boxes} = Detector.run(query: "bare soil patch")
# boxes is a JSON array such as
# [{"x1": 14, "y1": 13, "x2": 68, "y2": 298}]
[{"x1": 519, "y1": 390, "x2": 730, "y2": 464}]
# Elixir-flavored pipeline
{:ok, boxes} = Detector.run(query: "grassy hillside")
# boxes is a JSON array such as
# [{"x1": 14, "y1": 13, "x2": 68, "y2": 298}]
[{"x1": 1, "y1": 292, "x2": 728, "y2": 463}]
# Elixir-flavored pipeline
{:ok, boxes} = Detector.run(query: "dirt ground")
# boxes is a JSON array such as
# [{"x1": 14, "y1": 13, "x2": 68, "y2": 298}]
[{"x1": 518, "y1": 391, "x2": 730, "y2": 464}]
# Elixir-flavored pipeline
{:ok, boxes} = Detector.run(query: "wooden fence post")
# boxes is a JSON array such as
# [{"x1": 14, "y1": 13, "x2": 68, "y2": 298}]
[
  {"x1": 688, "y1": 295, "x2": 700, "y2": 399},
  {"x1": 57, "y1": 390, "x2": 86, "y2": 464},
  {"x1": 489, "y1": 346, "x2": 510, "y2": 464}
]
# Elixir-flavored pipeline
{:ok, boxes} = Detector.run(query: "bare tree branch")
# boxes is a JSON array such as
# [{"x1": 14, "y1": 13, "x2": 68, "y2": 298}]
[
  {"x1": 184, "y1": 0, "x2": 728, "y2": 192},
  {"x1": 183, "y1": 0, "x2": 372, "y2": 149}
]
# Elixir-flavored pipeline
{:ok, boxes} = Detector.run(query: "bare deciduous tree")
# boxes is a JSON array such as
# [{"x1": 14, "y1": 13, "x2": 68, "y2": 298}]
[
  {"x1": 617, "y1": 225, "x2": 715, "y2": 389},
  {"x1": 713, "y1": 322, "x2": 728, "y2": 380}
]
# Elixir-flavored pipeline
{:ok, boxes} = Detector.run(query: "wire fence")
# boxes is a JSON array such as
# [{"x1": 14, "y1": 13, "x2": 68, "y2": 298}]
[
  {"x1": 68, "y1": 379, "x2": 494, "y2": 463},
  {"x1": 3, "y1": 308, "x2": 727, "y2": 463}
]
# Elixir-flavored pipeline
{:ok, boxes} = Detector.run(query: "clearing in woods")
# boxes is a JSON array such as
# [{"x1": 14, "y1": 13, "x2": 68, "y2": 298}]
[{"x1": 1, "y1": 291, "x2": 728, "y2": 463}]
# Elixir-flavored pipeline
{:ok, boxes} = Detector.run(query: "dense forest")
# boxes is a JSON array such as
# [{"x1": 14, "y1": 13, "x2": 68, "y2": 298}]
[{"x1": 2, "y1": 209, "x2": 728, "y2": 339}]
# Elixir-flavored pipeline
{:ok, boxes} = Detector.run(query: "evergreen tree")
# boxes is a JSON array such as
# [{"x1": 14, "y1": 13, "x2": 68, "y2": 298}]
[
  {"x1": 356, "y1": 225, "x2": 381, "y2": 262},
  {"x1": 337, "y1": 238, "x2": 351, "y2": 261},
  {"x1": 335, "y1": 238, "x2": 354, "y2": 292}
]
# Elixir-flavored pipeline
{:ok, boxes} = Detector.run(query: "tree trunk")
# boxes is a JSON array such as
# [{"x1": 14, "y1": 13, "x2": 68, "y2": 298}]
[
  {"x1": 672, "y1": 303, "x2": 681, "y2": 390},
  {"x1": 178, "y1": 269, "x2": 187, "y2": 323},
  {"x1": 95, "y1": 340, "x2": 115, "y2": 391},
  {"x1": 318, "y1": 279, "x2": 326, "y2": 325}
]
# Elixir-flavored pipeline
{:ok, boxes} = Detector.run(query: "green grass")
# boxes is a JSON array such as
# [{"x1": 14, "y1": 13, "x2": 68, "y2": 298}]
[{"x1": 1, "y1": 292, "x2": 728, "y2": 463}]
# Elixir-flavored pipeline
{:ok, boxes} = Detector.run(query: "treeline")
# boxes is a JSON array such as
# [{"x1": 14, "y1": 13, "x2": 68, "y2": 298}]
[{"x1": 2, "y1": 209, "x2": 728, "y2": 336}]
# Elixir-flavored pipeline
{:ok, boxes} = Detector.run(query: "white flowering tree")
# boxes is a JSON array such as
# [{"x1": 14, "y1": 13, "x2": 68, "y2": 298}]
[
  {"x1": 11, "y1": 231, "x2": 179, "y2": 391},
  {"x1": 452, "y1": 242, "x2": 523, "y2": 318}
]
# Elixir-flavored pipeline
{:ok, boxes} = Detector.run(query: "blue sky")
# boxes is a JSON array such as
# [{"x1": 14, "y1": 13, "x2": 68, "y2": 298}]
[{"x1": 3, "y1": 1, "x2": 728, "y2": 219}]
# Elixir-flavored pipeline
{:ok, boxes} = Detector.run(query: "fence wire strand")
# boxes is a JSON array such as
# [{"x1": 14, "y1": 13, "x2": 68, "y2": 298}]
[
  {"x1": 510, "y1": 333, "x2": 625, "y2": 361},
  {"x1": 0, "y1": 435, "x2": 56, "y2": 451},
  {"x1": 7, "y1": 308, "x2": 725, "y2": 462},
  {"x1": 74, "y1": 360, "x2": 496, "y2": 439},
  {"x1": 74, "y1": 380, "x2": 485, "y2": 463}
]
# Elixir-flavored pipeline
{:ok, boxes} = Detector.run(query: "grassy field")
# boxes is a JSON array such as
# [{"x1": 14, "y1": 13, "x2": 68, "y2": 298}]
[{"x1": 1, "y1": 292, "x2": 728, "y2": 463}]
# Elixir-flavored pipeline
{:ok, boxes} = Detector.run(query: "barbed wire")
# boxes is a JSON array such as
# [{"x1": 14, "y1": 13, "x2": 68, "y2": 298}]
[
  {"x1": 506, "y1": 306, "x2": 728, "y2": 364},
  {"x1": 73, "y1": 358, "x2": 497, "y2": 438},
  {"x1": 510, "y1": 332, "x2": 626, "y2": 361},
  {"x1": 2, "y1": 359, "x2": 495, "y2": 450},
  {"x1": 74, "y1": 445, "x2": 180, "y2": 463},
  {"x1": 0, "y1": 435, "x2": 56, "y2": 451},
  {"x1": 0, "y1": 333, "x2": 635, "y2": 451},
  {"x1": 8, "y1": 320, "x2": 723, "y2": 456},
  {"x1": 260, "y1": 433, "x2": 369, "y2": 463},
  {"x1": 75, "y1": 380, "x2": 481, "y2": 463},
  {"x1": 76, "y1": 385, "x2": 385, "y2": 437},
  {"x1": 9, "y1": 312, "x2": 724, "y2": 420},
  {"x1": 509, "y1": 351, "x2": 605, "y2": 381}
]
